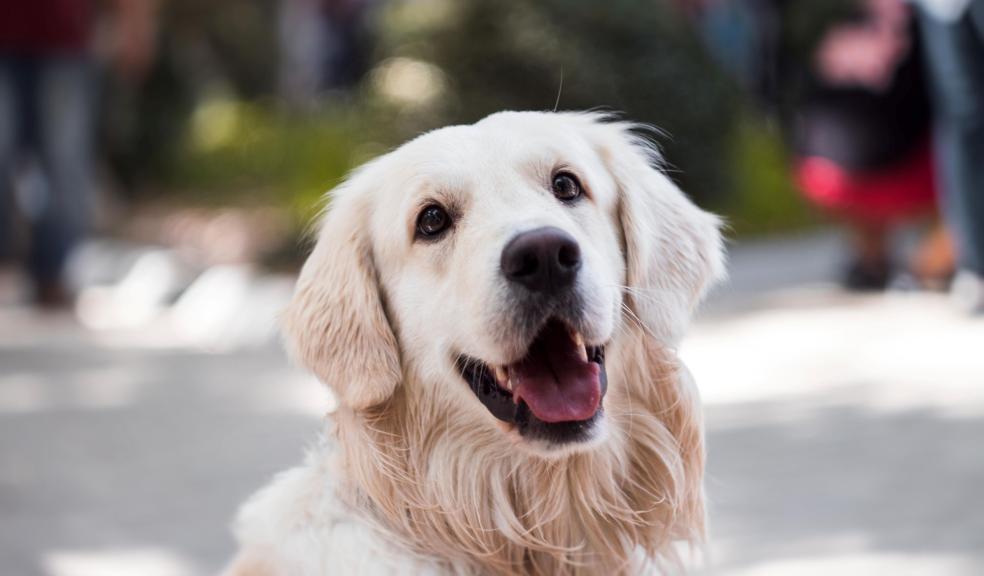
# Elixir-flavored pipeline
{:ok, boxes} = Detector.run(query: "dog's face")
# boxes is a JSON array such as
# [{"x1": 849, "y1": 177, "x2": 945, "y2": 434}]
[
  {"x1": 371, "y1": 114, "x2": 625, "y2": 450},
  {"x1": 286, "y1": 112, "x2": 724, "y2": 456}
]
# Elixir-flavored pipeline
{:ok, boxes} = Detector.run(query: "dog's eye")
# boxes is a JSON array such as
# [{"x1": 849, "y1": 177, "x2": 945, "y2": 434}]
[
  {"x1": 416, "y1": 205, "x2": 451, "y2": 239},
  {"x1": 551, "y1": 172, "x2": 582, "y2": 201}
]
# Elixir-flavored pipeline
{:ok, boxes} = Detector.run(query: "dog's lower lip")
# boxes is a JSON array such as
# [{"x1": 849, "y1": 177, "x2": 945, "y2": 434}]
[{"x1": 456, "y1": 357, "x2": 517, "y2": 422}]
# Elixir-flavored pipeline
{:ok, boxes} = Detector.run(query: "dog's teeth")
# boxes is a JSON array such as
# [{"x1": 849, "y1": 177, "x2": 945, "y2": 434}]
[
  {"x1": 572, "y1": 331, "x2": 585, "y2": 348},
  {"x1": 576, "y1": 343, "x2": 588, "y2": 362},
  {"x1": 494, "y1": 366, "x2": 508, "y2": 385}
]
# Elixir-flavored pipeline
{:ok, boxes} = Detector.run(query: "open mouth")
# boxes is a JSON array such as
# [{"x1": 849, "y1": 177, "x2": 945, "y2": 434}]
[{"x1": 456, "y1": 319, "x2": 608, "y2": 444}]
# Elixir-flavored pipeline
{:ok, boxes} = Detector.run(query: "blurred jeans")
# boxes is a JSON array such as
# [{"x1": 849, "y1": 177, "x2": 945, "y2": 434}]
[
  {"x1": 918, "y1": 1, "x2": 984, "y2": 275},
  {"x1": 0, "y1": 56, "x2": 94, "y2": 283}
]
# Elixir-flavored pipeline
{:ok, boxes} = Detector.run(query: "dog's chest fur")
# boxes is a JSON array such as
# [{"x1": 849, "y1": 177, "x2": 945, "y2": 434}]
[
  {"x1": 230, "y1": 339, "x2": 702, "y2": 576},
  {"x1": 230, "y1": 445, "x2": 449, "y2": 575}
]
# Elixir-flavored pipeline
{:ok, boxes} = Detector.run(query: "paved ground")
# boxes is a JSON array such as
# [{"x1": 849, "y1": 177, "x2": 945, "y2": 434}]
[{"x1": 2, "y1": 231, "x2": 983, "y2": 576}]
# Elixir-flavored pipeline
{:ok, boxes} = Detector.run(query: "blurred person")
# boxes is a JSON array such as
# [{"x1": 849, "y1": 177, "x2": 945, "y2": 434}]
[
  {"x1": 795, "y1": 0, "x2": 941, "y2": 290},
  {"x1": 0, "y1": 0, "x2": 156, "y2": 308},
  {"x1": 679, "y1": 0, "x2": 952, "y2": 290},
  {"x1": 680, "y1": 0, "x2": 784, "y2": 115},
  {"x1": 911, "y1": 0, "x2": 984, "y2": 312},
  {"x1": 278, "y1": 0, "x2": 372, "y2": 108}
]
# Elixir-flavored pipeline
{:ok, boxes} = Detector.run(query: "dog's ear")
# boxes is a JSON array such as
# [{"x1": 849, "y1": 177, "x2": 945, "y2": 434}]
[
  {"x1": 283, "y1": 166, "x2": 401, "y2": 410},
  {"x1": 584, "y1": 116, "x2": 725, "y2": 344}
]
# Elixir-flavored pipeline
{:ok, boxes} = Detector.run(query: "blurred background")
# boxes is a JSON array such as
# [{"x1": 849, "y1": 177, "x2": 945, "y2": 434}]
[{"x1": 1, "y1": 0, "x2": 982, "y2": 575}]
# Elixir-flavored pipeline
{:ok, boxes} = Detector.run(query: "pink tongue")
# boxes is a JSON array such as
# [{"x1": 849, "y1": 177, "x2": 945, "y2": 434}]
[{"x1": 510, "y1": 322, "x2": 601, "y2": 423}]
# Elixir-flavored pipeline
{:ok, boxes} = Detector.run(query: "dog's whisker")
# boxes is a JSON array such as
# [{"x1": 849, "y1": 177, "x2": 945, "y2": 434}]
[{"x1": 620, "y1": 302, "x2": 661, "y2": 342}]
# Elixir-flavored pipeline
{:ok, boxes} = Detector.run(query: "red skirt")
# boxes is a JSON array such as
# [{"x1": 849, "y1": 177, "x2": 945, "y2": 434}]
[{"x1": 795, "y1": 142, "x2": 937, "y2": 224}]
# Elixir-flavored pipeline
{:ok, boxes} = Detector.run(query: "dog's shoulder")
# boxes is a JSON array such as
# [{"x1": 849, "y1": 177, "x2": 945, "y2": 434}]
[{"x1": 226, "y1": 443, "x2": 447, "y2": 576}]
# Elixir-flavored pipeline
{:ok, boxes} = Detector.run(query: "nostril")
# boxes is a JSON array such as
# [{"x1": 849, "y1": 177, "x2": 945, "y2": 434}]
[
  {"x1": 557, "y1": 242, "x2": 581, "y2": 270},
  {"x1": 513, "y1": 252, "x2": 539, "y2": 279}
]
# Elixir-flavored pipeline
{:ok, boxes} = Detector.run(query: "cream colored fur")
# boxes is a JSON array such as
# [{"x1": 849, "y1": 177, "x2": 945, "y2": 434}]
[{"x1": 224, "y1": 112, "x2": 725, "y2": 576}]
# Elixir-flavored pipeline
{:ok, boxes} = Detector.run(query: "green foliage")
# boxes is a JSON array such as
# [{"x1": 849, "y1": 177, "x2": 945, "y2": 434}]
[
  {"x1": 164, "y1": 100, "x2": 382, "y2": 222},
  {"x1": 724, "y1": 116, "x2": 818, "y2": 236},
  {"x1": 103, "y1": 0, "x2": 279, "y2": 191},
  {"x1": 141, "y1": 0, "x2": 817, "y2": 239},
  {"x1": 376, "y1": 0, "x2": 741, "y2": 205}
]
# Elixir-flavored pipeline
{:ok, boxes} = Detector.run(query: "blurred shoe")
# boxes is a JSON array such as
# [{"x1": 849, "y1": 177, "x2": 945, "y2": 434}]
[
  {"x1": 887, "y1": 270, "x2": 921, "y2": 292},
  {"x1": 34, "y1": 279, "x2": 73, "y2": 310},
  {"x1": 910, "y1": 223, "x2": 955, "y2": 291},
  {"x1": 843, "y1": 258, "x2": 892, "y2": 291},
  {"x1": 950, "y1": 270, "x2": 984, "y2": 315}
]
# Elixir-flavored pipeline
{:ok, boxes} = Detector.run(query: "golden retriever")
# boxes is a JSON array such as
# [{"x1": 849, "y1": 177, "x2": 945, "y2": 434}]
[{"x1": 223, "y1": 111, "x2": 725, "y2": 575}]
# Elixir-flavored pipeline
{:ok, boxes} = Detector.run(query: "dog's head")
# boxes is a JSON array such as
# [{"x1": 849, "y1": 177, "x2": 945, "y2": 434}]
[{"x1": 285, "y1": 111, "x2": 724, "y2": 456}]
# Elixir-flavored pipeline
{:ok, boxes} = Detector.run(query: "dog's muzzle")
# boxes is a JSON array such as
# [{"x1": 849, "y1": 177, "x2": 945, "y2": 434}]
[{"x1": 454, "y1": 227, "x2": 608, "y2": 446}]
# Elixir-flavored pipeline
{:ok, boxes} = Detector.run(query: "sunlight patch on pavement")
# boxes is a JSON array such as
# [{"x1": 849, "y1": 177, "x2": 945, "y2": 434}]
[
  {"x1": 69, "y1": 253, "x2": 295, "y2": 352},
  {"x1": 76, "y1": 250, "x2": 190, "y2": 330},
  {"x1": 684, "y1": 290, "x2": 984, "y2": 417},
  {"x1": 0, "y1": 373, "x2": 50, "y2": 412},
  {"x1": 169, "y1": 265, "x2": 254, "y2": 346},
  {"x1": 68, "y1": 367, "x2": 146, "y2": 410},
  {"x1": 246, "y1": 371, "x2": 336, "y2": 417},
  {"x1": 720, "y1": 552, "x2": 979, "y2": 576},
  {"x1": 43, "y1": 547, "x2": 197, "y2": 576},
  {"x1": 0, "y1": 367, "x2": 145, "y2": 413},
  {"x1": 170, "y1": 267, "x2": 294, "y2": 351}
]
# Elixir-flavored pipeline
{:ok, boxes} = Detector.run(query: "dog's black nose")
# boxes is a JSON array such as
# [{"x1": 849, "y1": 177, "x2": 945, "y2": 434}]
[{"x1": 501, "y1": 226, "x2": 581, "y2": 293}]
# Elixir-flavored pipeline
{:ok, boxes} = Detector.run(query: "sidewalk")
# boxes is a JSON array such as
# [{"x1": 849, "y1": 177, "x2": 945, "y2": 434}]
[{"x1": 2, "y1": 231, "x2": 983, "y2": 576}]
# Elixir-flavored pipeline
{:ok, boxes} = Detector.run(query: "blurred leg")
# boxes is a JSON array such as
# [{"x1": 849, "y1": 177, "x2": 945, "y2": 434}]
[
  {"x1": 0, "y1": 60, "x2": 22, "y2": 261},
  {"x1": 918, "y1": 2, "x2": 984, "y2": 276},
  {"x1": 911, "y1": 220, "x2": 955, "y2": 288},
  {"x1": 30, "y1": 57, "x2": 95, "y2": 291}
]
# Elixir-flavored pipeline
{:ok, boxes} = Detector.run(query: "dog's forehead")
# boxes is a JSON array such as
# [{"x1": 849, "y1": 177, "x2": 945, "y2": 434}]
[
  {"x1": 400, "y1": 114, "x2": 599, "y2": 180},
  {"x1": 365, "y1": 113, "x2": 619, "y2": 236}
]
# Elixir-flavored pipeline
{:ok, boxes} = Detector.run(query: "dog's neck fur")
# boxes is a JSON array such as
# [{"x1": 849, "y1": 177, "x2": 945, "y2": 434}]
[{"x1": 330, "y1": 324, "x2": 704, "y2": 575}]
